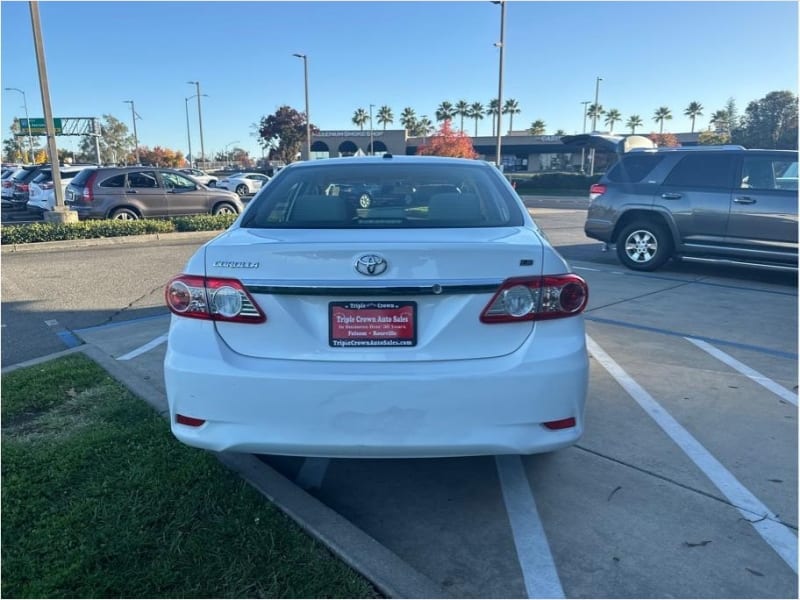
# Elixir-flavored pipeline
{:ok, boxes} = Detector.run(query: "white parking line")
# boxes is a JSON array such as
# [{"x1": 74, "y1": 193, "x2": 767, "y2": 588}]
[
  {"x1": 586, "y1": 335, "x2": 798, "y2": 573},
  {"x1": 685, "y1": 337, "x2": 798, "y2": 407},
  {"x1": 117, "y1": 334, "x2": 168, "y2": 361},
  {"x1": 496, "y1": 455, "x2": 564, "y2": 599},
  {"x1": 295, "y1": 458, "x2": 331, "y2": 490}
]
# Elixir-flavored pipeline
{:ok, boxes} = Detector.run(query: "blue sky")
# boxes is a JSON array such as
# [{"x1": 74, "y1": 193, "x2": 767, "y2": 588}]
[{"x1": 2, "y1": 1, "x2": 797, "y2": 160}]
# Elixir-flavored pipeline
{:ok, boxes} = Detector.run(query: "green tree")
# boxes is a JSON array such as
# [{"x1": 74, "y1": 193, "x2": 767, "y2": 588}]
[
  {"x1": 259, "y1": 105, "x2": 317, "y2": 164},
  {"x1": 469, "y1": 102, "x2": 484, "y2": 137},
  {"x1": 503, "y1": 98, "x2": 521, "y2": 133},
  {"x1": 77, "y1": 114, "x2": 133, "y2": 164},
  {"x1": 684, "y1": 101, "x2": 703, "y2": 133},
  {"x1": 352, "y1": 108, "x2": 369, "y2": 131},
  {"x1": 413, "y1": 115, "x2": 434, "y2": 137},
  {"x1": 709, "y1": 109, "x2": 730, "y2": 134},
  {"x1": 400, "y1": 107, "x2": 417, "y2": 132},
  {"x1": 626, "y1": 115, "x2": 643, "y2": 134},
  {"x1": 604, "y1": 109, "x2": 622, "y2": 133},
  {"x1": 586, "y1": 103, "x2": 604, "y2": 130},
  {"x1": 527, "y1": 120, "x2": 546, "y2": 135},
  {"x1": 377, "y1": 105, "x2": 394, "y2": 131},
  {"x1": 653, "y1": 106, "x2": 673, "y2": 133},
  {"x1": 3, "y1": 122, "x2": 28, "y2": 163},
  {"x1": 435, "y1": 101, "x2": 455, "y2": 123},
  {"x1": 454, "y1": 100, "x2": 470, "y2": 132},
  {"x1": 698, "y1": 129, "x2": 731, "y2": 145},
  {"x1": 554, "y1": 129, "x2": 565, "y2": 136},
  {"x1": 732, "y1": 90, "x2": 798, "y2": 149},
  {"x1": 487, "y1": 99, "x2": 500, "y2": 137}
]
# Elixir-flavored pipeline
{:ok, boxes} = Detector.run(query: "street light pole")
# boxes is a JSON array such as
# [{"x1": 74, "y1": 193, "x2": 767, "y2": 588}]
[
  {"x1": 124, "y1": 100, "x2": 140, "y2": 164},
  {"x1": 580, "y1": 100, "x2": 591, "y2": 173},
  {"x1": 292, "y1": 53, "x2": 311, "y2": 160},
  {"x1": 369, "y1": 103, "x2": 374, "y2": 156},
  {"x1": 184, "y1": 97, "x2": 193, "y2": 168},
  {"x1": 4, "y1": 87, "x2": 34, "y2": 163},
  {"x1": 188, "y1": 81, "x2": 205, "y2": 168},
  {"x1": 589, "y1": 76, "x2": 602, "y2": 176},
  {"x1": 493, "y1": 0, "x2": 506, "y2": 169}
]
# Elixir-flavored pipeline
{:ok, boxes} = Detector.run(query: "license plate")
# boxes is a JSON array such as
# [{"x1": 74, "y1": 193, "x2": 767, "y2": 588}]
[{"x1": 329, "y1": 301, "x2": 417, "y2": 347}]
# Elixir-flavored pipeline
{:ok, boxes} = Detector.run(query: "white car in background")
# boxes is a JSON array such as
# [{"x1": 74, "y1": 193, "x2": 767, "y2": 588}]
[
  {"x1": 27, "y1": 166, "x2": 94, "y2": 213},
  {"x1": 178, "y1": 168, "x2": 217, "y2": 187},
  {"x1": 216, "y1": 172, "x2": 270, "y2": 196}
]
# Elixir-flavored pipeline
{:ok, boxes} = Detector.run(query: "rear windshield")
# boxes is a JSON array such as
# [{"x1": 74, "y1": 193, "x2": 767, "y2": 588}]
[
  {"x1": 32, "y1": 170, "x2": 53, "y2": 183},
  {"x1": 240, "y1": 162, "x2": 524, "y2": 229},
  {"x1": 69, "y1": 168, "x2": 96, "y2": 187},
  {"x1": 607, "y1": 154, "x2": 666, "y2": 183},
  {"x1": 11, "y1": 167, "x2": 38, "y2": 182}
]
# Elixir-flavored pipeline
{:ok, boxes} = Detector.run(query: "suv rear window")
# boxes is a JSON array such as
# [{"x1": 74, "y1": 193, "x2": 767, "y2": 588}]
[
  {"x1": 606, "y1": 155, "x2": 665, "y2": 183},
  {"x1": 241, "y1": 163, "x2": 523, "y2": 229},
  {"x1": 69, "y1": 168, "x2": 96, "y2": 187}
]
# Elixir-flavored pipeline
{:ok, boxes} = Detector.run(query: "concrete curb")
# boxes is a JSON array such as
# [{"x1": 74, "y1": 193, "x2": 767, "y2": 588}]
[
  {"x1": 1, "y1": 230, "x2": 220, "y2": 253},
  {"x1": 1, "y1": 345, "x2": 86, "y2": 374},
  {"x1": 75, "y1": 345, "x2": 448, "y2": 599}
]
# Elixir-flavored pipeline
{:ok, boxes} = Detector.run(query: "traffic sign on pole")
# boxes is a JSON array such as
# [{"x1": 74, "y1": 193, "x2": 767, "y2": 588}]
[{"x1": 17, "y1": 117, "x2": 62, "y2": 135}]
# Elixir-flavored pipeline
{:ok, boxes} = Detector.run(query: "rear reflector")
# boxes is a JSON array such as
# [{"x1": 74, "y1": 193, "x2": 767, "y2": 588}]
[
  {"x1": 543, "y1": 417, "x2": 576, "y2": 430},
  {"x1": 176, "y1": 414, "x2": 206, "y2": 427}
]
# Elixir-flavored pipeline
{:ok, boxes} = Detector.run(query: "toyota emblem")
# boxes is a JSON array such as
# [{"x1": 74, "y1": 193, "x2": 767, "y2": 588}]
[{"x1": 355, "y1": 254, "x2": 388, "y2": 276}]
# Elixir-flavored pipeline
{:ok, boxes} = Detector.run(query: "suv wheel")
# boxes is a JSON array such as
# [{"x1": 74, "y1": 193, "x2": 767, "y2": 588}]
[
  {"x1": 616, "y1": 221, "x2": 672, "y2": 271},
  {"x1": 110, "y1": 208, "x2": 139, "y2": 221}
]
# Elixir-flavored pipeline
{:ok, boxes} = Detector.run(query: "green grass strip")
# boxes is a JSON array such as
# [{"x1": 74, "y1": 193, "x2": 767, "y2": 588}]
[{"x1": 1, "y1": 354, "x2": 377, "y2": 599}]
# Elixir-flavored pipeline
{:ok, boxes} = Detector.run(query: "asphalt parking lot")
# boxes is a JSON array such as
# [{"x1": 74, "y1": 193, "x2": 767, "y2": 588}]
[{"x1": 32, "y1": 205, "x2": 796, "y2": 599}]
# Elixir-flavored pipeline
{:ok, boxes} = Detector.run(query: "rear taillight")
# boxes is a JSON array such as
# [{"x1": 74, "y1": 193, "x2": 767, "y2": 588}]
[
  {"x1": 2, "y1": 180, "x2": 13, "y2": 188},
  {"x1": 480, "y1": 275, "x2": 588, "y2": 323},
  {"x1": 589, "y1": 183, "x2": 606, "y2": 200},
  {"x1": 82, "y1": 172, "x2": 98, "y2": 202},
  {"x1": 16, "y1": 183, "x2": 29, "y2": 193},
  {"x1": 165, "y1": 275, "x2": 266, "y2": 323}
]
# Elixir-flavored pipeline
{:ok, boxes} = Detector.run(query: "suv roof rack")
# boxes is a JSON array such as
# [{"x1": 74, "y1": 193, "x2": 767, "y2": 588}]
[{"x1": 630, "y1": 144, "x2": 746, "y2": 153}]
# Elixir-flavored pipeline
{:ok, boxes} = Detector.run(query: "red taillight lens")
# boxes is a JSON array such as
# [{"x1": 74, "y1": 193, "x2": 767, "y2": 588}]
[
  {"x1": 544, "y1": 417, "x2": 576, "y2": 430},
  {"x1": 16, "y1": 183, "x2": 29, "y2": 192},
  {"x1": 82, "y1": 172, "x2": 98, "y2": 202},
  {"x1": 176, "y1": 414, "x2": 206, "y2": 427},
  {"x1": 589, "y1": 183, "x2": 606, "y2": 199},
  {"x1": 165, "y1": 275, "x2": 266, "y2": 323},
  {"x1": 480, "y1": 275, "x2": 588, "y2": 323}
]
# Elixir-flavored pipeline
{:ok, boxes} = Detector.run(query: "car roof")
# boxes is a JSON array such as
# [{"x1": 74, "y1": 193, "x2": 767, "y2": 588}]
[{"x1": 285, "y1": 156, "x2": 495, "y2": 171}]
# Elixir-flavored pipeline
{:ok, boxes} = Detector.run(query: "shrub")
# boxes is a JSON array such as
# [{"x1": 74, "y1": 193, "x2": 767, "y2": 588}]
[
  {"x1": 0, "y1": 214, "x2": 236, "y2": 245},
  {"x1": 513, "y1": 172, "x2": 601, "y2": 192}
]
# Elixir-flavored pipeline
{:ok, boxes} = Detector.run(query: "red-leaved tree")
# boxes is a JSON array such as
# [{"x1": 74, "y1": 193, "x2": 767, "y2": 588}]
[
  {"x1": 647, "y1": 133, "x2": 680, "y2": 148},
  {"x1": 416, "y1": 120, "x2": 478, "y2": 159}
]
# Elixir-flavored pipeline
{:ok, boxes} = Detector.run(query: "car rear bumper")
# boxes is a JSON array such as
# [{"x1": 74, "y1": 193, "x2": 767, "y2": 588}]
[
  {"x1": 584, "y1": 218, "x2": 615, "y2": 242},
  {"x1": 164, "y1": 317, "x2": 589, "y2": 458}
]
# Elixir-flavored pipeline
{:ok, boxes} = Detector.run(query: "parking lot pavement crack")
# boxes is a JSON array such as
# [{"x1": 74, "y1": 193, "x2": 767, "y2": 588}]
[
  {"x1": 584, "y1": 280, "x2": 696, "y2": 314},
  {"x1": 95, "y1": 281, "x2": 169, "y2": 327},
  {"x1": 574, "y1": 445, "x2": 798, "y2": 531}
]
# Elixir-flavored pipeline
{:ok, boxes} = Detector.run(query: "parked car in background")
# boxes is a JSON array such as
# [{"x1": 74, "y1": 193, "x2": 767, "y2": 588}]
[
  {"x1": 27, "y1": 165, "x2": 95, "y2": 214},
  {"x1": 65, "y1": 166, "x2": 244, "y2": 220},
  {"x1": 178, "y1": 168, "x2": 217, "y2": 187},
  {"x1": 164, "y1": 156, "x2": 589, "y2": 458},
  {"x1": 2, "y1": 164, "x2": 40, "y2": 206},
  {"x1": 582, "y1": 144, "x2": 798, "y2": 271},
  {"x1": 216, "y1": 172, "x2": 270, "y2": 196}
]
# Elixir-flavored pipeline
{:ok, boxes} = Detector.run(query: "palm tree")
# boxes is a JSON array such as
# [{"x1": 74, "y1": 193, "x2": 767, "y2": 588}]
[
  {"x1": 468, "y1": 102, "x2": 484, "y2": 137},
  {"x1": 586, "y1": 103, "x2": 604, "y2": 131},
  {"x1": 503, "y1": 98, "x2": 521, "y2": 133},
  {"x1": 400, "y1": 107, "x2": 417, "y2": 132},
  {"x1": 555, "y1": 129, "x2": 565, "y2": 136},
  {"x1": 352, "y1": 108, "x2": 369, "y2": 131},
  {"x1": 415, "y1": 115, "x2": 434, "y2": 139},
  {"x1": 377, "y1": 105, "x2": 394, "y2": 131},
  {"x1": 604, "y1": 108, "x2": 622, "y2": 133},
  {"x1": 684, "y1": 101, "x2": 703, "y2": 133},
  {"x1": 435, "y1": 101, "x2": 455, "y2": 123},
  {"x1": 626, "y1": 115, "x2": 643, "y2": 134},
  {"x1": 527, "y1": 120, "x2": 546, "y2": 136},
  {"x1": 653, "y1": 106, "x2": 672, "y2": 133},
  {"x1": 454, "y1": 100, "x2": 470, "y2": 132},
  {"x1": 487, "y1": 99, "x2": 500, "y2": 137}
]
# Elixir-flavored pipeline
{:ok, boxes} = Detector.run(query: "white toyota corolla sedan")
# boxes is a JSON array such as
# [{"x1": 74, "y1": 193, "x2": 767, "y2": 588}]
[{"x1": 164, "y1": 156, "x2": 589, "y2": 458}]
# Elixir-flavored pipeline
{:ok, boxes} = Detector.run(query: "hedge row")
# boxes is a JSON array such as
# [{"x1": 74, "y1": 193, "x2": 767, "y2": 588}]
[
  {"x1": 1, "y1": 214, "x2": 237, "y2": 245},
  {"x1": 513, "y1": 172, "x2": 602, "y2": 192}
]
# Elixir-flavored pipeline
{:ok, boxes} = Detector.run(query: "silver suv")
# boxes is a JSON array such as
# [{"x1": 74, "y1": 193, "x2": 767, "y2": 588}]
[
  {"x1": 583, "y1": 146, "x2": 798, "y2": 271},
  {"x1": 65, "y1": 166, "x2": 243, "y2": 220}
]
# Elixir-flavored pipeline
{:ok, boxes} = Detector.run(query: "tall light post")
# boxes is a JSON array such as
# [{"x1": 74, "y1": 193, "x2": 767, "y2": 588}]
[
  {"x1": 185, "y1": 92, "x2": 208, "y2": 168},
  {"x1": 292, "y1": 53, "x2": 311, "y2": 160},
  {"x1": 589, "y1": 76, "x2": 602, "y2": 176},
  {"x1": 224, "y1": 140, "x2": 240, "y2": 167},
  {"x1": 369, "y1": 103, "x2": 374, "y2": 156},
  {"x1": 187, "y1": 81, "x2": 206, "y2": 167},
  {"x1": 5, "y1": 87, "x2": 34, "y2": 163},
  {"x1": 123, "y1": 100, "x2": 140, "y2": 164},
  {"x1": 492, "y1": 0, "x2": 506, "y2": 170},
  {"x1": 580, "y1": 100, "x2": 591, "y2": 173}
]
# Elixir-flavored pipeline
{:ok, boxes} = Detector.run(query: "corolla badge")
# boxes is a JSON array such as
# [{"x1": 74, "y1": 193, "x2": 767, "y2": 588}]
[
  {"x1": 355, "y1": 254, "x2": 388, "y2": 276},
  {"x1": 213, "y1": 260, "x2": 260, "y2": 268}
]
